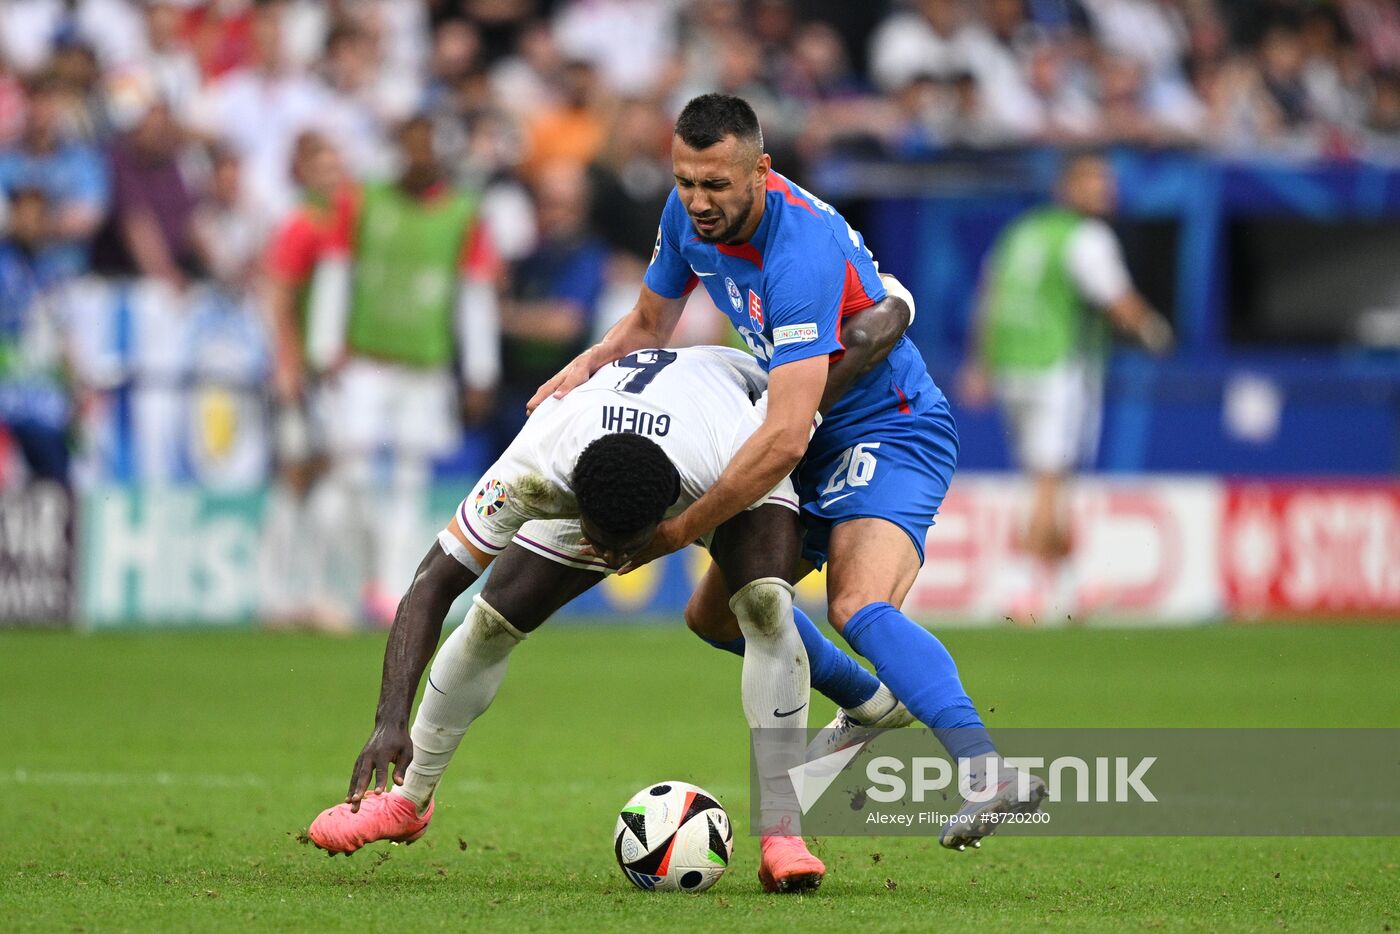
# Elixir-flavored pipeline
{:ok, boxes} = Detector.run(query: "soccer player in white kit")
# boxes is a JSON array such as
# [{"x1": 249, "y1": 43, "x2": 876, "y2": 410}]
[{"x1": 307, "y1": 287, "x2": 914, "y2": 893}]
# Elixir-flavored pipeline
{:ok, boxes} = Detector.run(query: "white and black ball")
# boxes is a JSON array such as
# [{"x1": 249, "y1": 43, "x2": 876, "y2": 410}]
[{"x1": 614, "y1": 781, "x2": 732, "y2": 893}]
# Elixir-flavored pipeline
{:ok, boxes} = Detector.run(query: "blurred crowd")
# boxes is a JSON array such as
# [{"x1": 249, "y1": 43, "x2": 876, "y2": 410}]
[{"x1": 5, "y1": 0, "x2": 1400, "y2": 492}]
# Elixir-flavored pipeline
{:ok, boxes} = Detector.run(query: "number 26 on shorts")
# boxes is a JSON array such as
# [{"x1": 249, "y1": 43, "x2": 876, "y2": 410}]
[{"x1": 820, "y1": 442, "x2": 881, "y2": 496}]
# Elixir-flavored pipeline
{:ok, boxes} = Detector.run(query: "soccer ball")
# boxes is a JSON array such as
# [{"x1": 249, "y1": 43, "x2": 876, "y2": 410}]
[{"x1": 614, "y1": 780, "x2": 733, "y2": 892}]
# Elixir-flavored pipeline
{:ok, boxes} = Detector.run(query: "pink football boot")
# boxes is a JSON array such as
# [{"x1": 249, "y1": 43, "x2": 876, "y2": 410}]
[
  {"x1": 757, "y1": 818, "x2": 825, "y2": 893},
  {"x1": 308, "y1": 792, "x2": 434, "y2": 855}
]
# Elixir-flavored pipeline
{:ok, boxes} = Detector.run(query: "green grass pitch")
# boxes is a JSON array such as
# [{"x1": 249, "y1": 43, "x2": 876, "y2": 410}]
[{"x1": 2, "y1": 623, "x2": 1397, "y2": 931}]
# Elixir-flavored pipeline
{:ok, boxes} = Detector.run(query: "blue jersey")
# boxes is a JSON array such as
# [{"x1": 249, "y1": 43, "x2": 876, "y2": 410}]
[{"x1": 643, "y1": 171, "x2": 943, "y2": 431}]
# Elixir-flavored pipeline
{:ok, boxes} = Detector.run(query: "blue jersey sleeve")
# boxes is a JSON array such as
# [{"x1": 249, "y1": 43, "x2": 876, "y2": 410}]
[
  {"x1": 642, "y1": 189, "x2": 696, "y2": 299},
  {"x1": 764, "y1": 237, "x2": 846, "y2": 369}
]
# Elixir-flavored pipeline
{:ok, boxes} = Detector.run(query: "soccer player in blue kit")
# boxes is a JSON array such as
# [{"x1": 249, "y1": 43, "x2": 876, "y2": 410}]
[{"x1": 531, "y1": 94, "x2": 1046, "y2": 879}]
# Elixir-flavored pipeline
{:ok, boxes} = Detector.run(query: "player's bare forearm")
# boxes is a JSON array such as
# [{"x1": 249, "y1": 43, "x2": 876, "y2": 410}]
[
  {"x1": 591, "y1": 289, "x2": 687, "y2": 363},
  {"x1": 632, "y1": 356, "x2": 826, "y2": 566},
  {"x1": 527, "y1": 287, "x2": 687, "y2": 414},
  {"x1": 819, "y1": 292, "x2": 911, "y2": 415},
  {"x1": 1108, "y1": 293, "x2": 1173, "y2": 354},
  {"x1": 347, "y1": 541, "x2": 480, "y2": 805},
  {"x1": 669, "y1": 425, "x2": 807, "y2": 545},
  {"x1": 372, "y1": 543, "x2": 477, "y2": 726}
]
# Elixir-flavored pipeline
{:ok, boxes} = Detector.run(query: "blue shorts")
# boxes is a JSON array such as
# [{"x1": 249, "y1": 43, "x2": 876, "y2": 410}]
[{"x1": 796, "y1": 396, "x2": 959, "y2": 569}]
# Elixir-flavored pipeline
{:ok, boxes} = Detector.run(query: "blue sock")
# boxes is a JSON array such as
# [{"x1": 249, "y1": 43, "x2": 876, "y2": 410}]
[
  {"x1": 841, "y1": 602, "x2": 996, "y2": 761},
  {"x1": 698, "y1": 606, "x2": 881, "y2": 711}
]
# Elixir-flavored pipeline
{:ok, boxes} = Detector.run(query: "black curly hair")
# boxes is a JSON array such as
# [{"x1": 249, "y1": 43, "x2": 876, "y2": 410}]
[
  {"x1": 572, "y1": 433, "x2": 680, "y2": 537},
  {"x1": 674, "y1": 93, "x2": 764, "y2": 154}
]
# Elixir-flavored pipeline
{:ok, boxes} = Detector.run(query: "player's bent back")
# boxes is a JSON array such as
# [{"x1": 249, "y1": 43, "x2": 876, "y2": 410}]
[{"x1": 440, "y1": 346, "x2": 796, "y2": 573}]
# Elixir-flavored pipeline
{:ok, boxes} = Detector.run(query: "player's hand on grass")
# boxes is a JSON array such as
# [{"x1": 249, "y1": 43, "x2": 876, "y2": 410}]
[{"x1": 346, "y1": 723, "x2": 414, "y2": 812}]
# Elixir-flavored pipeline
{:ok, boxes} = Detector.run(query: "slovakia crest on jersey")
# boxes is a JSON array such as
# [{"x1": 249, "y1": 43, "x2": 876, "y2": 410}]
[
  {"x1": 748, "y1": 289, "x2": 763, "y2": 330},
  {"x1": 725, "y1": 277, "x2": 742, "y2": 311}
]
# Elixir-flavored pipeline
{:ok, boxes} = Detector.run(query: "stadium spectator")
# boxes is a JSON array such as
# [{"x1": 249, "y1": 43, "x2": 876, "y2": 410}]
[
  {"x1": 109, "y1": 0, "x2": 203, "y2": 129},
  {"x1": 586, "y1": 99, "x2": 673, "y2": 262},
  {"x1": 552, "y1": 0, "x2": 678, "y2": 97},
  {"x1": 520, "y1": 58, "x2": 608, "y2": 178},
  {"x1": 316, "y1": 23, "x2": 396, "y2": 181},
  {"x1": 870, "y1": 0, "x2": 976, "y2": 92},
  {"x1": 0, "y1": 187, "x2": 73, "y2": 486},
  {"x1": 0, "y1": 72, "x2": 107, "y2": 279},
  {"x1": 91, "y1": 100, "x2": 199, "y2": 289},
  {"x1": 193, "y1": 1, "x2": 332, "y2": 221},
  {"x1": 47, "y1": 35, "x2": 109, "y2": 143},
  {"x1": 192, "y1": 144, "x2": 262, "y2": 289},
  {"x1": 0, "y1": 55, "x2": 25, "y2": 149},
  {"x1": 958, "y1": 153, "x2": 1173, "y2": 619},
  {"x1": 488, "y1": 18, "x2": 564, "y2": 122},
  {"x1": 493, "y1": 159, "x2": 608, "y2": 451},
  {"x1": 1213, "y1": 19, "x2": 1318, "y2": 151},
  {"x1": 1299, "y1": 6, "x2": 1368, "y2": 133}
]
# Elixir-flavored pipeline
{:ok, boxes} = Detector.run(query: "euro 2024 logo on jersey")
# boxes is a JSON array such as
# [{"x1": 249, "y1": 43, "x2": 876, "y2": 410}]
[
  {"x1": 748, "y1": 289, "x2": 763, "y2": 330},
  {"x1": 725, "y1": 276, "x2": 742, "y2": 311},
  {"x1": 475, "y1": 478, "x2": 508, "y2": 518}
]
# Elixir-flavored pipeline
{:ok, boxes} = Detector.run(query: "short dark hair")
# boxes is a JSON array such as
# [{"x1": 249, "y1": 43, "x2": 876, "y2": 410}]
[
  {"x1": 572, "y1": 433, "x2": 679, "y2": 537},
  {"x1": 674, "y1": 93, "x2": 764, "y2": 153}
]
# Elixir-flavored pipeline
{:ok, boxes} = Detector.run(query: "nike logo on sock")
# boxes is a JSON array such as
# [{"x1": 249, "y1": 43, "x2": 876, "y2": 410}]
[
  {"x1": 427, "y1": 674, "x2": 446, "y2": 695},
  {"x1": 774, "y1": 703, "x2": 808, "y2": 718}
]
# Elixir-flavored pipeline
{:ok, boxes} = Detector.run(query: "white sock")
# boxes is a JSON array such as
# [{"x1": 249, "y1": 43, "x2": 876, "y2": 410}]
[
  {"x1": 847, "y1": 683, "x2": 898, "y2": 725},
  {"x1": 396, "y1": 595, "x2": 525, "y2": 809},
  {"x1": 730, "y1": 578, "x2": 809, "y2": 834}
]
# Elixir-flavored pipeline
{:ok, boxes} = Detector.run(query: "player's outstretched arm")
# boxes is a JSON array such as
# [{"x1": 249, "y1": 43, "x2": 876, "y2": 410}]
[
  {"x1": 526, "y1": 284, "x2": 688, "y2": 414},
  {"x1": 346, "y1": 542, "x2": 477, "y2": 810},
  {"x1": 620, "y1": 355, "x2": 827, "y2": 573},
  {"x1": 819, "y1": 288, "x2": 912, "y2": 415}
]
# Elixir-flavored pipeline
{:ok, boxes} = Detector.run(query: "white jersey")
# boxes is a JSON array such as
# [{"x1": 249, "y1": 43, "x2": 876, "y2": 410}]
[{"x1": 439, "y1": 346, "x2": 797, "y2": 573}]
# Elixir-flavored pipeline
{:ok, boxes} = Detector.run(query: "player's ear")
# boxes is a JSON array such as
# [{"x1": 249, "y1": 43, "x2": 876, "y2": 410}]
[{"x1": 754, "y1": 152, "x2": 770, "y2": 185}]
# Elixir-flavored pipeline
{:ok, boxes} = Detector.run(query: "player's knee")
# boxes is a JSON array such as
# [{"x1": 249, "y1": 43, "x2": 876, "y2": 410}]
[
  {"x1": 826, "y1": 594, "x2": 871, "y2": 632},
  {"x1": 728, "y1": 577, "x2": 794, "y2": 640},
  {"x1": 462, "y1": 595, "x2": 528, "y2": 647},
  {"x1": 684, "y1": 588, "x2": 734, "y2": 640}
]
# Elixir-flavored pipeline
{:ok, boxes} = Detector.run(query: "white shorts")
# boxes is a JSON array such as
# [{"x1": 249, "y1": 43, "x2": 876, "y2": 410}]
[
  {"x1": 444, "y1": 484, "x2": 798, "y2": 576},
  {"x1": 324, "y1": 358, "x2": 460, "y2": 459},
  {"x1": 994, "y1": 360, "x2": 1103, "y2": 474}
]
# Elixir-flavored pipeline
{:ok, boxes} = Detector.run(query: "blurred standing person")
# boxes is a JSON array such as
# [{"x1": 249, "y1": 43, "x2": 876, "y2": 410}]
[
  {"x1": 193, "y1": 0, "x2": 332, "y2": 222},
  {"x1": 586, "y1": 99, "x2": 670, "y2": 263},
  {"x1": 260, "y1": 132, "x2": 355, "y2": 629},
  {"x1": 0, "y1": 73, "x2": 108, "y2": 280},
  {"x1": 520, "y1": 59, "x2": 608, "y2": 178},
  {"x1": 92, "y1": 100, "x2": 199, "y2": 291},
  {"x1": 110, "y1": 0, "x2": 203, "y2": 129},
  {"x1": 317, "y1": 22, "x2": 399, "y2": 181},
  {"x1": 193, "y1": 145, "x2": 264, "y2": 289},
  {"x1": 307, "y1": 116, "x2": 500, "y2": 626},
  {"x1": 492, "y1": 160, "x2": 608, "y2": 453},
  {"x1": 958, "y1": 154, "x2": 1173, "y2": 620},
  {"x1": 0, "y1": 188, "x2": 74, "y2": 486}
]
